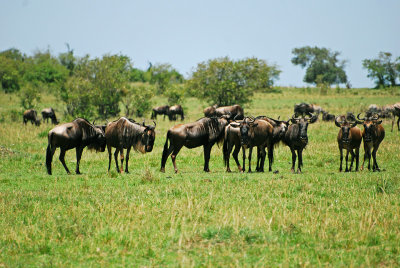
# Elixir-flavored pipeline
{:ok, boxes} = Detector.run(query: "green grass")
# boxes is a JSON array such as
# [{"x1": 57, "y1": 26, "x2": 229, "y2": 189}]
[{"x1": 1, "y1": 87, "x2": 400, "y2": 266}]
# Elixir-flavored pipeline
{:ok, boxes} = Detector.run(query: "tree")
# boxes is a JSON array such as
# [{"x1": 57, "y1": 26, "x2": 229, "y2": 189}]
[
  {"x1": 149, "y1": 63, "x2": 184, "y2": 94},
  {"x1": 362, "y1": 52, "x2": 400, "y2": 88},
  {"x1": 58, "y1": 43, "x2": 76, "y2": 76},
  {"x1": 0, "y1": 48, "x2": 25, "y2": 93},
  {"x1": 187, "y1": 57, "x2": 280, "y2": 106},
  {"x1": 164, "y1": 84, "x2": 186, "y2": 105},
  {"x1": 19, "y1": 82, "x2": 41, "y2": 109},
  {"x1": 121, "y1": 84, "x2": 154, "y2": 118},
  {"x1": 74, "y1": 54, "x2": 132, "y2": 119},
  {"x1": 291, "y1": 46, "x2": 347, "y2": 86}
]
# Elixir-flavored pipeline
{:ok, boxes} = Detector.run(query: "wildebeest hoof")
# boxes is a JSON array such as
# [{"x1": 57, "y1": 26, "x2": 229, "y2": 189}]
[
  {"x1": 160, "y1": 168, "x2": 165, "y2": 173},
  {"x1": 125, "y1": 171, "x2": 130, "y2": 174},
  {"x1": 296, "y1": 170, "x2": 302, "y2": 174},
  {"x1": 273, "y1": 170, "x2": 279, "y2": 174},
  {"x1": 373, "y1": 168, "x2": 381, "y2": 172},
  {"x1": 174, "y1": 170, "x2": 178, "y2": 174}
]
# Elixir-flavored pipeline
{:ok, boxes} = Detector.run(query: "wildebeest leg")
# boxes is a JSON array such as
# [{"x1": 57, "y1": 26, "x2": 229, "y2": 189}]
[
  {"x1": 397, "y1": 117, "x2": 400, "y2": 131},
  {"x1": 232, "y1": 144, "x2": 242, "y2": 172},
  {"x1": 290, "y1": 148, "x2": 296, "y2": 173},
  {"x1": 345, "y1": 150, "x2": 350, "y2": 172},
  {"x1": 372, "y1": 145, "x2": 381, "y2": 171},
  {"x1": 171, "y1": 145, "x2": 183, "y2": 173},
  {"x1": 114, "y1": 148, "x2": 121, "y2": 173},
  {"x1": 125, "y1": 147, "x2": 131, "y2": 173},
  {"x1": 355, "y1": 147, "x2": 360, "y2": 171},
  {"x1": 297, "y1": 149, "x2": 303, "y2": 173},
  {"x1": 339, "y1": 147, "x2": 343, "y2": 172},
  {"x1": 268, "y1": 144, "x2": 274, "y2": 172},
  {"x1": 255, "y1": 148, "x2": 261, "y2": 172},
  {"x1": 59, "y1": 149, "x2": 70, "y2": 174},
  {"x1": 247, "y1": 147, "x2": 253, "y2": 173},
  {"x1": 75, "y1": 146, "x2": 84, "y2": 174},
  {"x1": 107, "y1": 145, "x2": 112, "y2": 172},
  {"x1": 392, "y1": 117, "x2": 395, "y2": 132},
  {"x1": 242, "y1": 147, "x2": 246, "y2": 172},
  {"x1": 119, "y1": 149, "x2": 124, "y2": 173},
  {"x1": 259, "y1": 147, "x2": 266, "y2": 172},
  {"x1": 203, "y1": 144, "x2": 212, "y2": 172},
  {"x1": 349, "y1": 149, "x2": 355, "y2": 171}
]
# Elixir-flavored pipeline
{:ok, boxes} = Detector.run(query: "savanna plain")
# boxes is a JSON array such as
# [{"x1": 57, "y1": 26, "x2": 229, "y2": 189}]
[{"x1": 1, "y1": 87, "x2": 400, "y2": 267}]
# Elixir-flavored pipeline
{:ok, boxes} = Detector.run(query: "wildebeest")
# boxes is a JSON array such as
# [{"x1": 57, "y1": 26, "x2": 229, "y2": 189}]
[
  {"x1": 346, "y1": 112, "x2": 356, "y2": 122},
  {"x1": 231, "y1": 117, "x2": 274, "y2": 173},
  {"x1": 222, "y1": 121, "x2": 242, "y2": 172},
  {"x1": 335, "y1": 116, "x2": 362, "y2": 172},
  {"x1": 283, "y1": 114, "x2": 318, "y2": 173},
  {"x1": 161, "y1": 116, "x2": 229, "y2": 173},
  {"x1": 254, "y1": 116, "x2": 289, "y2": 172},
  {"x1": 46, "y1": 118, "x2": 106, "y2": 175},
  {"x1": 168, "y1": 105, "x2": 185, "y2": 121},
  {"x1": 204, "y1": 104, "x2": 244, "y2": 120},
  {"x1": 357, "y1": 113, "x2": 385, "y2": 171},
  {"x1": 391, "y1": 102, "x2": 400, "y2": 132},
  {"x1": 366, "y1": 104, "x2": 393, "y2": 119},
  {"x1": 23, "y1": 109, "x2": 41, "y2": 126},
  {"x1": 294, "y1": 103, "x2": 323, "y2": 117},
  {"x1": 151, "y1": 105, "x2": 169, "y2": 120},
  {"x1": 41, "y1": 107, "x2": 58, "y2": 124},
  {"x1": 322, "y1": 111, "x2": 335, "y2": 121},
  {"x1": 203, "y1": 104, "x2": 218, "y2": 117},
  {"x1": 105, "y1": 117, "x2": 156, "y2": 173}
]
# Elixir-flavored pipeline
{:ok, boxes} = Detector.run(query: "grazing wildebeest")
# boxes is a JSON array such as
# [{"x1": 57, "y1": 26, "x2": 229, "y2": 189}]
[
  {"x1": 346, "y1": 112, "x2": 356, "y2": 122},
  {"x1": 357, "y1": 113, "x2": 385, "y2": 171},
  {"x1": 231, "y1": 117, "x2": 274, "y2": 173},
  {"x1": 168, "y1": 105, "x2": 185, "y2": 121},
  {"x1": 46, "y1": 118, "x2": 106, "y2": 175},
  {"x1": 105, "y1": 117, "x2": 156, "y2": 173},
  {"x1": 391, "y1": 102, "x2": 400, "y2": 132},
  {"x1": 160, "y1": 116, "x2": 229, "y2": 173},
  {"x1": 23, "y1": 109, "x2": 41, "y2": 126},
  {"x1": 204, "y1": 104, "x2": 244, "y2": 120},
  {"x1": 335, "y1": 116, "x2": 362, "y2": 172},
  {"x1": 222, "y1": 121, "x2": 242, "y2": 172},
  {"x1": 294, "y1": 103, "x2": 323, "y2": 117},
  {"x1": 203, "y1": 104, "x2": 218, "y2": 117},
  {"x1": 41, "y1": 107, "x2": 58, "y2": 124},
  {"x1": 151, "y1": 105, "x2": 169, "y2": 120},
  {"x1": 253, "y1": 116, "x2": 289, "y2": 172},
  {"x1": 322, "y1": 111, "x2": 335, "y2": 121},
  {"x1": 283, "y1": 114, "x2": 318, "y2": 173}
]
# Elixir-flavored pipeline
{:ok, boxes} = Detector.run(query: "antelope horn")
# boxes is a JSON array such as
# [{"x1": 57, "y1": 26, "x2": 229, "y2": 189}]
[
  {"x1": 357, "y1": 113, "x2": 365, "y2": 121},
  {"x1": 335, "y1": 116, "x2": 344, "y2": 125},
  {"x1": 142, "y1": 120, "x2": 145, "y2": 126},
  {"x1": 152, "y1": 120, "x2": 156, "y2": 127},
  {"x1": 292, "y1": 114, "x2": 301, "y2": 121}
]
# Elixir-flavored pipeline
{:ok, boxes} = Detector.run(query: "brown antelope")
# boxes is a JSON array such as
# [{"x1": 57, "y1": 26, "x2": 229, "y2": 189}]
[
  {"x1": 357, "y1": 113, "x2": 385, "y2": 171},
  {"x1": 335, "y1": 116, "x2": 362, "y2": 172}
]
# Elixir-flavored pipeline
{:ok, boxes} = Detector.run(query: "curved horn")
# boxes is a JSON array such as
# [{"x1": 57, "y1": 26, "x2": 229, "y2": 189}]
[
  {"x1": 292, "y1": 114, "x2": 301, "y2": 121},
  {"x1": 142, "y1": 120, "x2": 145, "y2": 126},
  {"x1": 335, "y1": 116, "x2": 343, "y2": 127},
  {"x1": 233, "y1": 114, "x2": 240, "y2": 120},
  {"x1": 357, "y1": 113, "x2": 365, "y2": 121},
  {"x1": 105, "y1": 119, "x2": 109, "y2": 123},
  {"x1": 152, "y1": 120, "x2": 156, "y2": 127},
  {"x1": 92, "y1": 120, "x2": 96, "y2": 125}
]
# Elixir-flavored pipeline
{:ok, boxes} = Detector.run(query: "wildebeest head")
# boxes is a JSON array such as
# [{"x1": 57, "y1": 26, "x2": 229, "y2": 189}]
[
  {"x1": 87, "y1": 123, "x2": 107, "y2": 152},
  {"x1": 140, "y1": 120, "x2": 156, "y2": 152},
  {"x1": 290, "y1": 114, "x2": 318, "y2": 144},
  {"x1": 233, "y1": 117, "x2": 258, "y2": 146},
  {"x1": 335, "y1": 116, "x2": 358, "y2": 144},
  {"x1": 357, "y1": 113, "x2": 382, "y2": 142},
  {"x1": 269, "y1": 117, "x2": 289, "y2": 139}
]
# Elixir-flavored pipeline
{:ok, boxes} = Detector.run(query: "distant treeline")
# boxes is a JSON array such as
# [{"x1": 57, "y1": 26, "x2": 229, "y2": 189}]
[{"x1": 0, "y1": 46, "x2": 399, "y2": 119}]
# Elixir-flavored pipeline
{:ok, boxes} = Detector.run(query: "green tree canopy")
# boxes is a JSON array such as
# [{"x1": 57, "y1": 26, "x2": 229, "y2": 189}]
[
  {"x1": 187, "y1": 57, "x2": 280, "y2": 106},
  {"x1": 0, "y1": 48, "x2": 26, "y2": 92},
  {"x1": 149, "y1": 63, "x2": 184, "y2": 94},
  {"x1": 362, "y1": 52, "x2": 399, "y2": 88},
  {"x1": 291, "y1": 46, "x2": 347, "y2": 86}
]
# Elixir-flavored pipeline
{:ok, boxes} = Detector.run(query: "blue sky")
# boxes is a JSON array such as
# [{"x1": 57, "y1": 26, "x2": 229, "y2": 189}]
[{"x1": 1, "y1": 0, "x2": 399, "y2": 87}]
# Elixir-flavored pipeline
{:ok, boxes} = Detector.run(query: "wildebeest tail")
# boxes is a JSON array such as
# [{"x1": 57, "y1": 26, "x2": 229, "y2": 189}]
[
  {"x1": 222, "y1": 128, "x2": 229, "y2": 167},
  {"x1": 46, "y1": 132, "x2": 54, "y2": 175},
  {"x1": 161, "y1": 130, "x2": 171, "y2": 165}
]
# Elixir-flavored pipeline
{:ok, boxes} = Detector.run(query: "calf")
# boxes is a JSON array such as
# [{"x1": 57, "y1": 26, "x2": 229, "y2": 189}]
[{"x1": 335, "y1": 116, "x2": 362, "y2": 172}]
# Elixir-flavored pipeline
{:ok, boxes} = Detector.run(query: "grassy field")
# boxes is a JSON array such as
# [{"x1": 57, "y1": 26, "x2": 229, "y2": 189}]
[{"x1": 1, "y1": 87, "x2": 400, "y2": 266}]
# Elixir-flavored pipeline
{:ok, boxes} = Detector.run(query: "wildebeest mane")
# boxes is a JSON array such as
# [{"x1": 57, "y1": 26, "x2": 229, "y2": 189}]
[{"x1": 121, "y1": 119, "x2": 147, "y2": 153}]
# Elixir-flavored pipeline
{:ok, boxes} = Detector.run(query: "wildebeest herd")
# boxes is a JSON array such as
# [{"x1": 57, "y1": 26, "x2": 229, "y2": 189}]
[{"x1": 22, "y1": 102, "x2": 400, "y2": 175}]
